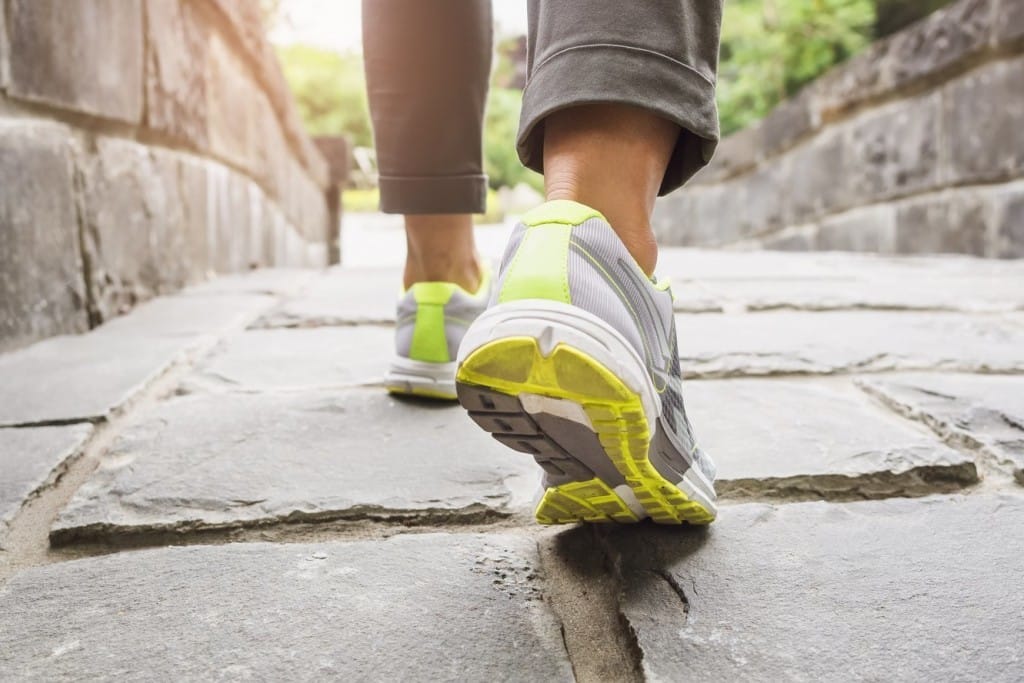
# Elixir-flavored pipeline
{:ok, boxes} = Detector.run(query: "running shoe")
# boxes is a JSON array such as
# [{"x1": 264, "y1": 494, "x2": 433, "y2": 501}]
[
  {"x1": 386, "y1": 266, "x2": 491, "y2": 400},
  {"x1": 455, "y1": 200, "x2": 717, "y2": 524}
]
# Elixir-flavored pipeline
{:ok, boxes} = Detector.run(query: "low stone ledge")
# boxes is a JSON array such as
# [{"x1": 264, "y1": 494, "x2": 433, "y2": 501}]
[
  {"x1": 660, "y1": 0, "x2": 1024, "y2": 257},
  {"x1": 748, "y1": 180, "x2": 1024, "y2": 258}
]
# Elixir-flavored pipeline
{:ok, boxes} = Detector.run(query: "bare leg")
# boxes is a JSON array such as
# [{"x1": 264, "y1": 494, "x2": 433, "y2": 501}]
[
  {"x1": 403, "y1": 214, "x2": 480, "y2": 292},
  {"x1": 543, "y1": 104, "x2": 678, "y2": 276}
]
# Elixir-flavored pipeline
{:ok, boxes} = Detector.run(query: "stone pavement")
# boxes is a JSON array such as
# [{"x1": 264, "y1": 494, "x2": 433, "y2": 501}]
[{"x1": 2, "y1": 229, "x2": 1024, "y2": 680}]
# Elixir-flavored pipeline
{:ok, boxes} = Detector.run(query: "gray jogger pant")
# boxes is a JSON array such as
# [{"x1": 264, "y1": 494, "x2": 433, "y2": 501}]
[{"x1": 362, "y1": 1, "x2": 722, "y2": 214}]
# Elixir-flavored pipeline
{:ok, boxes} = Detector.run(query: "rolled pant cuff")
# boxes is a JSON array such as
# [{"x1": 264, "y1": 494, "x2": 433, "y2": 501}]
[
  {"x1": 378, "y1": 174, "x2": 489, "y2": 214},
  {"x1": 517, "y1": 45, "x2": 720, "y2": 195}
]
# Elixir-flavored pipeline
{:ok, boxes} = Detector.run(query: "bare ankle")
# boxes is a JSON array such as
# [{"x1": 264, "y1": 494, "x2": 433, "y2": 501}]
[
  {"x1": 403, "y1": 214, "x2": 481, "y2": 291},
  {"x1": 542, "y1": 103, "x2": 675, "y2": 276}
]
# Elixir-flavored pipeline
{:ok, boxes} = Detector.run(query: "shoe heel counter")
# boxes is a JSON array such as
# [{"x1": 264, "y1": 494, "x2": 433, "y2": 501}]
[
  {"x1": 406, "y1": 283, "x2": 455, "y2": 363},
  {"x1": 497, "y1": 200, "x2": 605, "y2": 305},
  {"x1": 497, "y1": 223, "x2": 572, "y2": 305}
]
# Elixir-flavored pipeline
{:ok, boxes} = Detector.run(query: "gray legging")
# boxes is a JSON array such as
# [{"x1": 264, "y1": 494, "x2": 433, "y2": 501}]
[{"x1": 362, "y1": 0, "x2": 722, "y2": 215}]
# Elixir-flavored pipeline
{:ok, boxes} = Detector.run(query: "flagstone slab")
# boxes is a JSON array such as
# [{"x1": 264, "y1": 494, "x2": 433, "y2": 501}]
[
  {"x1": 699, "y1": 275, "x2": 1024, "y2": 313},
  {"x1": 0, "y1": 534, "x2": 573, "y2": 681},
  {"x1": 0, "y1": 425, "x2": 92, "y2": 548},
  {"x1": 603, "y1": 494, "x2": 1024, "y2": 682},
  {"x1": 676, "y1": 311, "x2": 1024, "y2": 378},
  {"x1": 685, "y1": 378, "x2": 976, "y2": 498},
  {"x1": 254, "y1": 267, "x2": 399, "y2": 328},
  {"x1": 52, "y1": 389, "x2": 539, "y2": 543},
  {"x1": 858, "y1": 373, "x2": 1024, "y2": 484},
  {"x1": 189, "y1": 326, "x2": 394, "y2": 391},
  {"x1": 0, "y1": 293, "x2": 273, "y2": 426},
  {"x1": 180, "y1": 268, "x2": 316, "y2": 297}
]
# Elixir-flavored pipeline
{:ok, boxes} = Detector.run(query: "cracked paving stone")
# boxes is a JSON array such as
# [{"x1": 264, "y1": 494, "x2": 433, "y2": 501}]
[
  {"x1": 601, "y1": 494, "x2": 1024, "y2": 681},
  {"x1": 858, "y1": 373, "x2": 1024, "y2": 484},
  {"x1": 187, "y1": 326, "x2": 394, "y2": 391},
  {"x1": 0, "y1": 293, "x2": 274, "y2": 426},
  {"x1": 0, "y1": 424, "x2": 92, "y2": 548},
  {"x1": 52, "y1": 389, "x2": 539, "y2": 542},
  {"x1": 677, "y1": 310, "x2": 1024, "y2": 378},
  {"x1": 254, "y1": 267, "x2": 399, "y2": 328},
  {"x1": 0, "y1": 534, "x2": 573, "y2": 681},
  {"x1": 686, "y1": 379, "x2": 976, "y2": 499}
]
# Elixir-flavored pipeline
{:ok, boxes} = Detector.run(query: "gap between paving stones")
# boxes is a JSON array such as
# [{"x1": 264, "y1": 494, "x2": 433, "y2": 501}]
[
  {"x1": 0, "y1": 282, "x2": 297, "y2": 583},
  {"x1": 857, "y1": 377, "x2": 1024, "y2": 487},
  {"x1": 47, "y1": 370, "x2": 998, "y2": 555}
]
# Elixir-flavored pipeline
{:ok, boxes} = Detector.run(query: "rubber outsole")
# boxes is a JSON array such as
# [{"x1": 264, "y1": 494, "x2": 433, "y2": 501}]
[
  {"x1": 385, "y1": 358, "x2": 458, "y2": 401},
  {"x1": 456, "y1": 336, "x2": 716, "y2": 525}
]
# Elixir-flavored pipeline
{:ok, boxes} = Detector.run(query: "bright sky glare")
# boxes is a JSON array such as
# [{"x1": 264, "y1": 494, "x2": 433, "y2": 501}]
[{"x1": 269, "y1": 1, "x2": 529, "y2": 52}]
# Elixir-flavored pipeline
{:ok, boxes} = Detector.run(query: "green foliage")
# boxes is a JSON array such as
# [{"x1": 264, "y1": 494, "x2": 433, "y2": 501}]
[
  {"x1": 484, "y1": 88, "x2": 543, "y2": 192},
  {"x1": 718, "y1": 0, "x2": 876, "y2": 135},
  {"x1": 276, "y1": 44, "x2": 373, "y2": 147}
]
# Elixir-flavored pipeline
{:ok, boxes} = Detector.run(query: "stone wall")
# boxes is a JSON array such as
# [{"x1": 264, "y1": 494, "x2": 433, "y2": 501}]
[
  {"x1": 0, "y1": 0, "x2": 333, "y2": 353},
  {"x1": 654, "y1": 0, "x2": 1024, "y2": 258}
]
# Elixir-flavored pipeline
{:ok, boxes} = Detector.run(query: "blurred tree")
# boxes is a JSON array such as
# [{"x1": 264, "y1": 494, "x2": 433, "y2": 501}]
[
  {"x1": 484, "y1": 88, "x2": 543, "y2": 192},
  {"x1": 718, "y1": 0, "x2": 876, "y2": 135},
  {"x1": 275, "y1": 44, "x2": 373, "y2": 147}
]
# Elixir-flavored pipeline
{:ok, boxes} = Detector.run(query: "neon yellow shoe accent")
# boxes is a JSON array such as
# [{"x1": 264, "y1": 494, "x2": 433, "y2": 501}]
[
  {"x1": 498, "y1": 223, "x2": 572, "y2": 304},
  {"x1": 535, "y1": 479, "x2": 639, "y2": 525},
  {"x1": 522, "y1": 199, "x2": 606, "y2": 227},
  {"x1": 409, "y1": 283, "x2": 455, "y2": 363},
  {"x1": 457, "y1": 337, "x2": 716, "y2": 525}
]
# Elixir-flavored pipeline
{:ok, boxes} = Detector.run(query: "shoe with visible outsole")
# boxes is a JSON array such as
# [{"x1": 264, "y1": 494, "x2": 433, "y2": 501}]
[
  {"x1": 385, "y1": 267, "x2": 491, "y2": 401},
  {"x1": 455, "y1": 200, "x2": 717, "y2": 525}
]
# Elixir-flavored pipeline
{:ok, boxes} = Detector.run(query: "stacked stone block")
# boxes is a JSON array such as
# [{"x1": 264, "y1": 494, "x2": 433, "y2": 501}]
[{"x1": 0, "y1": 0, "x2": 332, "y2": 352}]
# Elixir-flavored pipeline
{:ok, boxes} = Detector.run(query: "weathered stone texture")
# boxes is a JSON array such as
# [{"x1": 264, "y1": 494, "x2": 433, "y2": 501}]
[
  {"x1": 0, "y1": 122, "x2": 88, "y2": 353},
  {"x1": 6, "y1": 0, "x2": 143, "y2": 122},
  {"x1": 655, "y1": 0, "x2": 1024, "y2": 256},
  {"x1": 0, "y1": 425, "x2": 92, "y2": 547},
  {"x1": 605, "y1": 495, "x2": 1024, "y2": 681},
  {"x1": 944, "y1": 56, "x2": 1024, "y2": 185},
  {"x1": 886, "y1": 0, "x2": 994, "y2": 89},
  {"x1": 205, "y1": 33, "x2": 260, "y2": 175},
  {"x1": 687, "y1": 379, "x2": 976, "y2": 499},
  {"x1": 190, "y1": 327, "x2": 392, "y2": 391},
  {"x1": 255, "y1": 267, "x2": 399, "y2": 328},
  {"x1": 0, "y1": 293, "x2": 273, "y2": 427},
  {"x1": 858, "y1": 374, "x2": 1024, "y2": 483},
  {"x1": 760, "y1": 89, "x2": 814, "y2": 157},
  {"x1": 894, "y1": 190, "x2": 990, "y2": 255},
  {"x1": 0, "y1": 426, "x2": 91, "y2": 539},
  {"x1": 816, "y1": 204, "x2": 897, "y2": 252},
  {"x1": 144, "y1": 0, "x2": 209, "y2": 149},
  {"x1": 0, "y1": 535, "x2": 573, "y2": 681},
  {"x1": 52, "y1": 389, "x2": 538, "y2": 541},
  {"x1": 995, "y1": 0, "x2": 1024, "y2": 45},
  {"x1": 0, "y1": 0, "x2": 9, "y2": 90},
  {"x1": 79, "y1": 138, "x2": 193, "y2": 321},
  {"x1": 677, "y1": 310, "x2": 1024, "y2": 378},
  {"x1": 847, "y1": 93, "x2": 941, "y2": 204},
  {"x1": 991, "y1": 182, "x2": 1024, "y2": 258}
]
